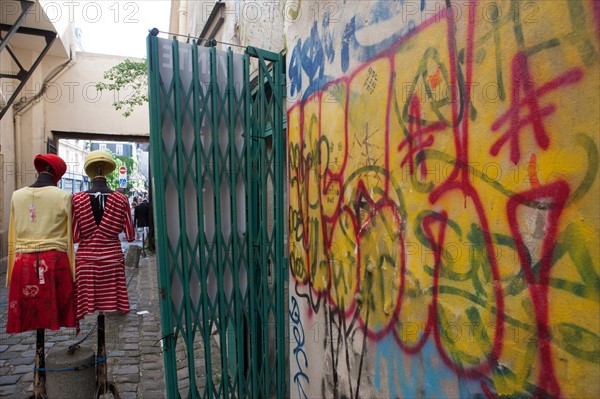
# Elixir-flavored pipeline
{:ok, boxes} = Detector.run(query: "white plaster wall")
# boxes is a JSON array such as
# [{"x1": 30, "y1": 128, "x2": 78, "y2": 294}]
[
  {"x1": 0, "y1": 106, "x2": 14, "y2": 259},
  {"x1": 38, "y1": 0, "x2": 73, "y2": 56},
  {"x1": 44, "y1": 52, "x2": 149, "y2": 137},
  {"x1": 4, "y1": 48, "x2": 76, "y2": 189},
  {"x1": 235, "y1": 0, "x2": 285, "y2": 53},
  {"x1": 1, "y1": 54, "x2": 16, "y2": 243},
  {"x1": 0, "y1": 48, "x2": 47, "y2": 263},
  {"x1": 184, "y1": 0, "x2": 285, "y2": 53}
]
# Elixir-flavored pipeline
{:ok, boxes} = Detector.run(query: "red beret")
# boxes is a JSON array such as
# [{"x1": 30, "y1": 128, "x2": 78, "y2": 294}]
[{"x1": 34, "y1": 154, "x2": 67, "y2": 184}]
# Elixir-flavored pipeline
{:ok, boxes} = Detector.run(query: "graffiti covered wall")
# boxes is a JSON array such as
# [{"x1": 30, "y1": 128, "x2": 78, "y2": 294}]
[{"x1": 285, "y1": 0, "x2": 600, "y2": 397}]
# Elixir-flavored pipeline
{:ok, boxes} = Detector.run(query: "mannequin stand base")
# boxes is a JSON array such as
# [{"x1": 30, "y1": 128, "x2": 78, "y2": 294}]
[
  {"x1": 96, "y1": 381, "x2": 121, "y2": 399},
  {"x1": 29, "y1": 390, "x2": 48, "y2": 399},
  {"x1": 29, "y1": 389, "x2": 48, "y2": 399}
]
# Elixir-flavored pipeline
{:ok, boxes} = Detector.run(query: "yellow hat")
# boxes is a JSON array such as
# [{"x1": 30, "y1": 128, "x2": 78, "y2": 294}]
[{"x1": 84, "y1": 150, "x2": 116, "y2": 177}]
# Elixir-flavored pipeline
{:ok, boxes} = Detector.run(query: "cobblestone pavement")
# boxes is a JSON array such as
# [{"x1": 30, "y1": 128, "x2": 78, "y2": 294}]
[{"x1": 0, "y1": 243, "x2": 167, "y2": 398}]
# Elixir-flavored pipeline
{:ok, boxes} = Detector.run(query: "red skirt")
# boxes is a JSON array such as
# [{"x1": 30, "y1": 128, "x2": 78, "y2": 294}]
[{"x1": 7, "y1": 250, "x2": 77, "y2": 333}]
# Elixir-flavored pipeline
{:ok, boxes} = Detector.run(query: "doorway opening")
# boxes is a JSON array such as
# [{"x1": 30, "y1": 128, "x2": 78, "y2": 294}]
[{"x1": 53, "y1": 132, "x2": 150, "y2": 200}]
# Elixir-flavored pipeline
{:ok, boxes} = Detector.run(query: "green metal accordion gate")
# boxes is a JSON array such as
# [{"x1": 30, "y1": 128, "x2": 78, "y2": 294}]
[{"x1": 147, "y1": 34, "x2": 286, "y2": 398}]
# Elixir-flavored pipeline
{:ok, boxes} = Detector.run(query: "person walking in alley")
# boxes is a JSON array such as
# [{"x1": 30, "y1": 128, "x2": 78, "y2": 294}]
[{"x1": 134, "y1": 197, "x2": 152, "y2": 255}]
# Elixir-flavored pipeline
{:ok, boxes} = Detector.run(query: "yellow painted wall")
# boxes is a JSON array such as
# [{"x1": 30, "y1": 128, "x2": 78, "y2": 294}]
[{"x1": 286, "y1": 1, "x2": 600, "y2": 397}]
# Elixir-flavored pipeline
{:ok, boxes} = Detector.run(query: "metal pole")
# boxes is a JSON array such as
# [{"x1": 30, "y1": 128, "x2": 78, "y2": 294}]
[
  {"x1": 95, "y1": 312, "x2": 120, "y2": 398},
  {"x1": 31, "y1": 329, "x2": 47, "y2": 399}
]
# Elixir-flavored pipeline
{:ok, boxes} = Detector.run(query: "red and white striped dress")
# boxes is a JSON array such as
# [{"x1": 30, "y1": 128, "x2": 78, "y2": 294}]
[{"x1": 72, "y1": 192, "x2": 134, "y2": 320}]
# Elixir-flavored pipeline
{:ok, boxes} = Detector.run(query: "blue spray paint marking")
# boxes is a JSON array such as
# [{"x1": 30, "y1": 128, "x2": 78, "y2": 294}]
[
  {"x1": 290, "y1": 296, "x2": 310, "y2": 399},
  {"x1": 340, "y1": 14, "x2": 417, "y2": 72},
  {"x1": 341, "y1": 17, "x2": 357, "y2": 73},
  {"x1": 289, "y1": 38, "x2": 303, "y2": 97},
  {"x1": 289, "y1": 21, "x2": 332, "y2": 97},
  {"x1": 374, "y1": 334, "x2": 400, "y2": 398},
  {"x1": 421, "y1": 341, "x2": 453, "y2": 397},
  {"x1": 301, "y1": 22, "x2": 325, "y2": 86},
  {"x1": 374, "y1": 337, "x2": 469, "y2": 398},
  {"x1": 292, "y1": 1, "x2": 424, "y2": 90},
  {"x1": 458, "y1": 374, "x2": 486, "y2": 398},
  {"x1": 301, "y1": 76, "x2": 335, "y2": 102},
  {"x1": 322, "y1": 12, "x2": 335, "y2": 64}
]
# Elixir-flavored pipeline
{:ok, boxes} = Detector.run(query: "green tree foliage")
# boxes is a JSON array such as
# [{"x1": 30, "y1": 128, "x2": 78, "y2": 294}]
[
  {"x1": 102, "y1": 149, "x2": 140, "y2": 196},
  {"x1": 95, "y1": 59, "x2": 148, "y2": 117}
]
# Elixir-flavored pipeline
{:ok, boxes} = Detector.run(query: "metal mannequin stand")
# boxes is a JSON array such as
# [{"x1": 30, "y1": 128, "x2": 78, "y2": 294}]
[
  {"x1": 30, "y1": 329, "x2": 48, "y2": 399},
  {"x1": 95, "y1": 313, "x2": 120, "y2": 398}
]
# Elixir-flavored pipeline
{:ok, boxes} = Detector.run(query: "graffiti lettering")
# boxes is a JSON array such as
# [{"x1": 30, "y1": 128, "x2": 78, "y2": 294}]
[
  {"x1": 288, "y1": 1, "x2": 599, "y2": 398},
  {"x1": 290, "y1": 296, "x2": 310, "y2": 398}
]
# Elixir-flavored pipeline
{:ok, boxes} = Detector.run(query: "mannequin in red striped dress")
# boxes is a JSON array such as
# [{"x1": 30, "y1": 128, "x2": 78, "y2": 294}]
[{"x1": 72, "y1": 151, "x2": 134, "y2": 320}]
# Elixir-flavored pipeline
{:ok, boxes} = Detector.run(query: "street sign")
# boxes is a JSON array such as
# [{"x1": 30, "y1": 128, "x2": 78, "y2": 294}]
[
  {"x1": 119, "y1": 166, "x2": 127, "y2": 175},
  {"x1": 119, "y1": 178, "x2": 127, "y2": 188}
]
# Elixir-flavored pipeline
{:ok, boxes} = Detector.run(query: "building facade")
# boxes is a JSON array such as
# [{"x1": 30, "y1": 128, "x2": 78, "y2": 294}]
[
  {"x1": 90, "y1": 141, "x2": 134, "y2": 158},
  {"x1": 58, "y1": 138, "x2": 90, "y2": 193}
]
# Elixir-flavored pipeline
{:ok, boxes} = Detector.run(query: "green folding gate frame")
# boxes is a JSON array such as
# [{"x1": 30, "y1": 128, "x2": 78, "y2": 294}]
[{"x1": 147, "y1": 34, "x2": 286, "y2": 398}]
